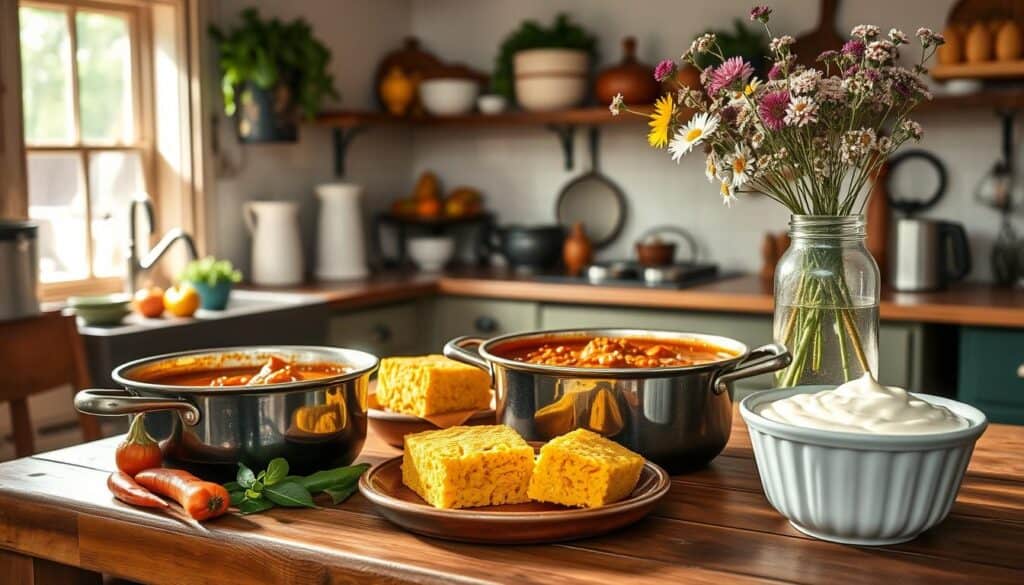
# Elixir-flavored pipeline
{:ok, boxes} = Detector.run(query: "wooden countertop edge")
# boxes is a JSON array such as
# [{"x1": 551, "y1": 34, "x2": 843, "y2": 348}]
[{"x1": 270, "y1": 273, "x2": 1024, "y2": 329}]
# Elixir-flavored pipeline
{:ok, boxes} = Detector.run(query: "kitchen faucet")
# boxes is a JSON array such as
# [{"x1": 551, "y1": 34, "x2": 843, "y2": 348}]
[{"x1": 126, "y1": 195, "x2": 198, "y2": 292}]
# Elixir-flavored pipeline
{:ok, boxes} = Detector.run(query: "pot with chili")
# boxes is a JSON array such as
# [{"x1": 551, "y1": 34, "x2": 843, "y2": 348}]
[
  {"x1": 444, "y1": 329, "x2": 790, "y2": 472},
  {"x1": 74, "y1": 346, "x2": 378, "y2": 475}
]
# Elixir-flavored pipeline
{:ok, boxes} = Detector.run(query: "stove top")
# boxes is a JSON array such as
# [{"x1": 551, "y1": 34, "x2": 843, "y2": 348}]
[{"x1": 535, "y1": 261, "x2": 720, "y2": 289}]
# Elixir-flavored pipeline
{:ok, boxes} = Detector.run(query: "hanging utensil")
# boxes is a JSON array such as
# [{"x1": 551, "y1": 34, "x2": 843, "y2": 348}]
[{"x1": 555, "y1": 128, "x2": 628, "y2": 250}]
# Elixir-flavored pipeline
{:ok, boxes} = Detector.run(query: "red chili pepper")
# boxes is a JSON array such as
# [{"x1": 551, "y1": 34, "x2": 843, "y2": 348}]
[{"x1": 108, "y1": 471, "x2": 169, "y2": 509}]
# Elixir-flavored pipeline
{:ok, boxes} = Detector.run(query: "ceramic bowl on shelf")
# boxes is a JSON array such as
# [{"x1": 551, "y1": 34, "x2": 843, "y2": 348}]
[
  {"x1": 408, "y1": 236, "x2": 455, "y2": 272},
  {"x1": 67, "y1": 293, "x2": 132, "y2": 326},
  {"x1": 513, "y1": 48, "x2": 589, "y2": 112},
  {"x1": 419, "y1": 78, "x2": 479, "y2": 116},
  {"x1": 476, "y1": 93, "x2": 508, "y2": 114},
  {"x1": 740, "y1": 386, "x2": 987, "y2": 546}
]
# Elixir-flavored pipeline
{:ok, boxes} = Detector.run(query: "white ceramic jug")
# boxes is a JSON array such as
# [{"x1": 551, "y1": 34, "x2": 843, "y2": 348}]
[
  {"x1": 315, "y1": 183, "x2": 368, "y2": 280},
  {"x1": 243, "y1": 200, "x2": 303, "y2": 285}
]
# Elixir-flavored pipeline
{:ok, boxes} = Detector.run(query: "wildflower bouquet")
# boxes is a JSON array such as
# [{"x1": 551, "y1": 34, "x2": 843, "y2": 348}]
[{"x1": 612, "y1": 6, "x2": 945, "y2": 386}]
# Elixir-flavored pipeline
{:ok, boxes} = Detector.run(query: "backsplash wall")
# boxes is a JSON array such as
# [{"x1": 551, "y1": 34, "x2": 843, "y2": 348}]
[{"x1": 210, "y1": 0, "x2": 1021, "y2": 282}]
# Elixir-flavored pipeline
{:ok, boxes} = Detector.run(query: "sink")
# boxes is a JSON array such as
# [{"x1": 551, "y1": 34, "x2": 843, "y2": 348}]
[{"x1": 78, "y1": 289, "x2": 332, "y2": 387}]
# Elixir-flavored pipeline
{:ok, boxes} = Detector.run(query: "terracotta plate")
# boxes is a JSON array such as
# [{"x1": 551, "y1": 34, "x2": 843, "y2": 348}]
[
  {"x1": 358, "y1": 452, "x2": 670, "y2": 544},
  {"x1": 367, "y1": 394, "x2": 495, "y2": 449}
]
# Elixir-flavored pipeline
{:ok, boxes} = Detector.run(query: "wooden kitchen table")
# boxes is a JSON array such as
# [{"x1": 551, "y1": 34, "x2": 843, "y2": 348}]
[{"x1": 1, "y1": 416, "x2": 1022, "y2": 585}]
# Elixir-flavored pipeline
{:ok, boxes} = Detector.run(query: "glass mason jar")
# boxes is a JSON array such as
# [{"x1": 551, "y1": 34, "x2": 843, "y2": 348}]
[{"x1": 773, "y1": 215, "x2": 880, "y2": 387}]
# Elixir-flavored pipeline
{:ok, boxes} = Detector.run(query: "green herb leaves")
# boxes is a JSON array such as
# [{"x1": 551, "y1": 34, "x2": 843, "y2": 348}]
[{"x1": 225, "y1": 458, "x2": 368, "y2": 515}]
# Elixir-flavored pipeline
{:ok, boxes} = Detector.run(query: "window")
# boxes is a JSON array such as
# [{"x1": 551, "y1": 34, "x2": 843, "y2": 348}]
[{"x1": 19, "y1": 1, "x2": 151, "y2": 291}]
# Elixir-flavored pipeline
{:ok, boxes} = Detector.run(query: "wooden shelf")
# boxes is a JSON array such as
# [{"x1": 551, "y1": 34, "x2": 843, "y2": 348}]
[
  {"x1": 316, "y1": 105, "x2": 652, "y2": 130},
  {"x1": 931, "y1": 61, "x2": 1024, "y2": 81},
  {"x1": 316, "y1": 91, "x2": 1024, "y2": 177}
]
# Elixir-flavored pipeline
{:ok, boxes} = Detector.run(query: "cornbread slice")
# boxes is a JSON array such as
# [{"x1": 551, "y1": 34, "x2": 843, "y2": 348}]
[
  {"x1": 402, "y1": 425, "x2": 534, "y2": 509},
  {"x1": 528, "y1": 428, "x2": 644, "y2": 508},
  {"x1": 377, "y1": 355, "x2": 491, "y2": 417}
]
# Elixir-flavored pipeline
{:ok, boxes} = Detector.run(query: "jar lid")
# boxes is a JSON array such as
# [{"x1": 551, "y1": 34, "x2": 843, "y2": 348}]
[{"x1": 0, "y1": 220, "x2": 38, "y2": 241}]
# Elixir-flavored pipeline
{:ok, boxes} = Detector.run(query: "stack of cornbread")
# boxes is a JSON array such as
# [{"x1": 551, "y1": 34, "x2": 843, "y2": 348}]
[
  {"x1": 401, "y1": 425, "x2": 645, "y2": 509},
  {"x1": 376, "y1": 355, "x2": 491, "y2": 417}
]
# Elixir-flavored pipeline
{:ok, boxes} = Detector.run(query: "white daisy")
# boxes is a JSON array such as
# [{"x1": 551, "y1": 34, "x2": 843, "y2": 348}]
[
  {"x1": 608, "y1": 93, "x2": 624, "y2": 116},
  {"x1": 668, "y1": 113, "x2": 719, "y2": 161},
  {"x1": 705, "y1": 155, "x2": 718, "y2": 183},
  {"x1": 724, "y1": 146, "x2": 754, "y2": 188},
  {"x1": 719, "y1": 181, "x2": 738, "y2": 207},
  {"x1": 784, "y1": 96, "x2": 819, "y2": 127}
]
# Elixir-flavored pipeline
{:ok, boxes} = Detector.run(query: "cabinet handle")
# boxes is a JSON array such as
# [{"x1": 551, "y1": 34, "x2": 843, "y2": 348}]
[
  {"x1": 372, "y1": 324, "x2": 392, "y2": 343},
  {"x1": 474, "y1": 316, "x2": 498, "y2": 334},
  {"x1": 1018, "y1": 364, "x2": 1024, "y2": 379}
]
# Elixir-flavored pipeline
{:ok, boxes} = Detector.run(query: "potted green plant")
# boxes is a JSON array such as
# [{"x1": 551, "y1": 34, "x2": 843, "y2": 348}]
[
  {"x1": 180, "y1": 257, "x2": 243, "y2": 311},
  {"x1": 493, "y1": 14, "x2": 597, "y2": 111},
  {"x1": 209, "y1": 8, "x2": 339, "y2": 142}
]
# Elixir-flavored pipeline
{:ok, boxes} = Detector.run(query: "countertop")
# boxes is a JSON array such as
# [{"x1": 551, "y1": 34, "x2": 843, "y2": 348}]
[
  {"x1": 253, "y1": 270, "x2": 1024, "y2": 329},
  {"x1": 0, "y1": 415, "x2": 1020, "y2": 583}
]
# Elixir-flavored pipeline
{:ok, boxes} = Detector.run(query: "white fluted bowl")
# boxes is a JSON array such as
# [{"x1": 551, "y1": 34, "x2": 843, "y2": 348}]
[{"x1": 740, "y1": 386, "x2": 987, "y2": 546}]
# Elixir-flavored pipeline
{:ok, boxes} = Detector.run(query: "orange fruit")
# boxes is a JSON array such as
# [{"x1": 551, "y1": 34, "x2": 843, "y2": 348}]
[
  {"x1": 163, "y1": 283, "x2": 200, "y2": 317},
  {"x1": 133, "y1": 286, "x2": 165, "y2": 318}
]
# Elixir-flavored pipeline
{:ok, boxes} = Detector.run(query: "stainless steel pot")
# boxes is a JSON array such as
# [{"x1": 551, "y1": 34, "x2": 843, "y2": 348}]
[
  {"x1": 74, "y1": 346, "x2": 378, "y2": 476},
  {"x1": 444, "y1": 329, "x2": 790, "y2": 473}
]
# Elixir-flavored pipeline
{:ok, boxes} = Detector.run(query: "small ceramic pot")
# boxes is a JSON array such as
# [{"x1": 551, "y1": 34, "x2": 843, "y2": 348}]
[
  {"x1": 189, "y1": 281, "x2": 233, "y2": 311},
  {"x1": 477, "y1": 94, "x2": 508, "y2": 114}
]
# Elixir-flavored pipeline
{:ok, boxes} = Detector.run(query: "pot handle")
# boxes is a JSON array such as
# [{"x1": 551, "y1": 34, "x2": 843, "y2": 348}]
[
  {"x1": 713, "y1": 343, "x2": 791, "y2": 395},
  {"x1": 443, "y1": 336, "x2": 492, "y2": 379},
  {"x1": 74, "y1": 389, "x2": 202, "y2": 426}
]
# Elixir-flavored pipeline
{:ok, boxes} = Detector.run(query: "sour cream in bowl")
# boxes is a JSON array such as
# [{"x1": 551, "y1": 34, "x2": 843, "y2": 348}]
[
  {"x1": 740, "y1": 378, "x2": 986, "y2": 546},
  {"x1": 757, "y1": 374, "x2": 969, "y2": 435}
]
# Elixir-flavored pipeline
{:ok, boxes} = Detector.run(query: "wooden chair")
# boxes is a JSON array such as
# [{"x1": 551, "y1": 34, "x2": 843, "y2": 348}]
[{"x1": 0, "y1": 312, "x2": 103, "y2": 457}]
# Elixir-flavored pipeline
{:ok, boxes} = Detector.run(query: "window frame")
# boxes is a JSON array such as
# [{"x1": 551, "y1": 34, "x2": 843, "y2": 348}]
[{"x1": 21, "y1": 0, "x2": 154, "y2": 297}]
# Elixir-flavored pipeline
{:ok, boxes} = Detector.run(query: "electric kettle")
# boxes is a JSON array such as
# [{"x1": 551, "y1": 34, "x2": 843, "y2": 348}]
[{"x1": 891, "y1": 218, "x2": 970, "y2": 292}]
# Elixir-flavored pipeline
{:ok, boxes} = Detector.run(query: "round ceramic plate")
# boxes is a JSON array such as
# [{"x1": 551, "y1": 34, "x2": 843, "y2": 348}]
[
  {"x1": 367, "y1": 394, "x2": 495, "y2": 449},
  {"x1": 358, "y1": 452, "x2": 670, "y2": 544}
]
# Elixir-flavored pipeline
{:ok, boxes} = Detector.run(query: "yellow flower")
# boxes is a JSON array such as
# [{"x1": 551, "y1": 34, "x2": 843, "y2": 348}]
[{"x1": 647, "y1": 94, "x2": 674, "y2": 148}]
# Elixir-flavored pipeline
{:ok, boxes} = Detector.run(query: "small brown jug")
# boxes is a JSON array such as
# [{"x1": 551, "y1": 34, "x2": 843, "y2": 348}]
[
  {"x1": 563, "y1": 222, "x2": 592, "y2": 276},
  {"x1": 595, "y1": 37, "x2": 660, "y2": 105}
]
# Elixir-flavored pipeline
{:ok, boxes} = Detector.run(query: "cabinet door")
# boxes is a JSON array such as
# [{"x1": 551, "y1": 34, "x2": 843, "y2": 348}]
[
  {"x1": 958, "y1": 327, "x2": 1024, "y2": 424},
  {"x1": 328, "y1": 301, "x2": 426, "y2": 357},
  {"x1": 431, "y1": 297, "x2": 539, "y2": 350}
]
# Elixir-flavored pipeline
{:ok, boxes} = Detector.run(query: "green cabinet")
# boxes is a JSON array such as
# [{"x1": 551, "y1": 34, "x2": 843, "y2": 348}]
[
  {"x1": 958, "y1": 327, "x2": 1024, "y2": 424},
  {"x1": 429, "y1": 297, "x2": 539, "y2": 351},
  {"x1": 328, "y1": 300, "x2": 430, "y2": 357}
]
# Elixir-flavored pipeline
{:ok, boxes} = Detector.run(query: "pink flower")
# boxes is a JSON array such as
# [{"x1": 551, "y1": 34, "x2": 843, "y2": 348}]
[
  {"x1": 707, "y1": 56, "x2": 754, "y2": 95},
  {"x1": 758, "y1": 90, "x2": 789, "y2": 131},
  {"x1": 842, "y1": 39, "x2": 865, "y2": 58},
  {"x1": 749, "y1": 5, "x2": 772, "y2": 23},
  {"x1": 768, "y1": 63, "x2": 783, "y2": 80},
  {"x1": 653, "y1": 59, "x2": 677, "y2": 82}
]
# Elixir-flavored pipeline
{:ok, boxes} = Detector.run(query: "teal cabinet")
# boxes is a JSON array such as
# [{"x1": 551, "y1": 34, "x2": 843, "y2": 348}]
[{"x1": 958, "y1": 327, "x2": 1024, "y2": 424}]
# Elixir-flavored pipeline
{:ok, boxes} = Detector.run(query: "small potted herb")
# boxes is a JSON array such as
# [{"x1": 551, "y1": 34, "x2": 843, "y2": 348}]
[
  {"x1": 493, "y1": 13, "x2": 597, "y2": 111},
  {"x1": 180, "y1": 257, "x2": 242, "y2": 311},
  {"x1": 209, "y1": 8, "x2": 339, "y2": 142}
]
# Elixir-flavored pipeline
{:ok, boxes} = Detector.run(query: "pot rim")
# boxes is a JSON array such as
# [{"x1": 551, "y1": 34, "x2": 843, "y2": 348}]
[
  {"x1": 476, "y1": 328, "x2": 750, "y2": 378},
  {"x1": 112, "y1": 345, "x2": 379, "y2": 396}
]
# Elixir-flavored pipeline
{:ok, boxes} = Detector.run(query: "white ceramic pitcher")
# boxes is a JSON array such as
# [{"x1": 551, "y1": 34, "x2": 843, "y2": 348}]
[
  {"x1": 315, "y1": 183, "x2": 368, "y2": 280},
  {"x1": 243, "y1": 200, "x2": 303, "y2": 285}
]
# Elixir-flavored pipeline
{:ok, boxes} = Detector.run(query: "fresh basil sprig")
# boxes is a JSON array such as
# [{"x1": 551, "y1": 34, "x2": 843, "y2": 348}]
[{"x1": 226, "y1": 458, "x2": 369, "y2": 515}]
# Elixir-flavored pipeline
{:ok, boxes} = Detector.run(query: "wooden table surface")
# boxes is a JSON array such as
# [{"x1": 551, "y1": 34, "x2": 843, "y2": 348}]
[{"x1": 1, "y1": 416, "x2": 1022, "y2": 585}]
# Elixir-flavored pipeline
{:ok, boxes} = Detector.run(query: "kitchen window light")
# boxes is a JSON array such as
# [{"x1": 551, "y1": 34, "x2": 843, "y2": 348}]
[{"x1": 12, "y1": 0, "x2": 207, "y2": 299}]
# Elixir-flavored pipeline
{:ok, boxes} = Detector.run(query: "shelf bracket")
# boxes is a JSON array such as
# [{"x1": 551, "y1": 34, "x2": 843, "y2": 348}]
[
  {"x1": 545, "y1": 124, "x2": 577, "y2": 170},
  {"x1": 332, "y1": 126, "x2": 367, "y2": 177}
]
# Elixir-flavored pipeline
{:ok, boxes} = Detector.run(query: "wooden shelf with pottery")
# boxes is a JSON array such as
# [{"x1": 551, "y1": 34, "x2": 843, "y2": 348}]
[{"x1": 316, "y1": 105, "x2": 657, "y2": 129}]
